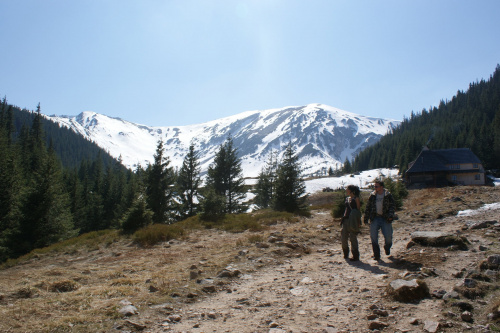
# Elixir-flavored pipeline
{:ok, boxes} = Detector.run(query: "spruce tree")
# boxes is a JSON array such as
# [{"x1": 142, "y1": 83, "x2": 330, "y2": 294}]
[
  {"x1": 145, "y1": 140, "x2": 175, "y2": 223},
  {"x1": 254, "y1": 151, "x2": 278, "y2": 209},
  {"x1": 204, "y1": 136, "x2": 247, "y2": 216},
  {"x1": 273, "y1": 144, "x2": 308, "y2": 213},
  {"x1": 176, "y1": 144, "x2": 201, "y2": 220},
  {"x1": 16, "y1": 117, "x2": 77, "y2": 254}
]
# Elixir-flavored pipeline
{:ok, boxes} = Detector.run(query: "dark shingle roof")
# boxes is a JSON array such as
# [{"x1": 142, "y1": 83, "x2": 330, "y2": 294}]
[{"x1": 406, "y1": 148, "x2": 481, "y2": 174}]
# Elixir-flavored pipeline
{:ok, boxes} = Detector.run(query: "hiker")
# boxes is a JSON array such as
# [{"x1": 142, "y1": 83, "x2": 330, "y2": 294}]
[
  {"x1": 364, "y1": 180, "x2": 396, "y2": 260},
  {"x1": 341, "y1": 185, "x2": 362, "y2": 261}
]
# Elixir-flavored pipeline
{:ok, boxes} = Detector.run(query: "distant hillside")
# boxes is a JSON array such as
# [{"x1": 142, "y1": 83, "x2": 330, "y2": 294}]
[
  {"x1": 5, "y1": 102, "x2": 122, "y2": 169},
  {"x1": 353, "y1": 65, "x2": 500, "y2": 173}
]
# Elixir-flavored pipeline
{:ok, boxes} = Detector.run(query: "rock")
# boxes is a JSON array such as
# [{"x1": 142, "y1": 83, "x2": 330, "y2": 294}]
[
  {"x1": 409, "y1": 318, "x2": 419, "y2": 325},
  {"x1": 217, "y1": 267, "x2": 241, "y2": 278},
  {"x1": 118, "y1": 305, "x2": 138, "y2": 317},
  {"x1": 479, "y1": 245, "x2": 488, "y2": 251},
  {"x1": 410, "y1": 231, "x2": 469, "y2": 250},
  {"x1": 324, "y1": 327, "x2": 338, "y2": 333},
  {"x1": 368, "y1": 320, "x2": 389, "y2": 330},
  {"x1": 238, "y1": 249, "x2": 249, "y2": 255},
  {"x1": 190, "y1": 270, "x2": 198, "y2": 280},
  {"x1": 387, "y1": 279, "x2": 430, "y2": 302},
  {"x1": 423, "y1": 320, "x2": 440, "y2": 332},
  {"x1": 284, "y1": 242, "x2": 299, "y2": 249},
  {"x1": 465, "y1": 220, "x2": 497, "y2": 229},
  {"x1": 442, "y1": 291, "x2": 460, "y2": 300},
  {"x1": 431, "y1": 289, "x2": 446, "y2": 299},
  {"x1": 268, "y1": 236, "x2": 283, "y2": 243},
  {"x1": 202, "y1": 285, "x2": 217, "y2": 293},
  {"x1": 461, "y1": 311, "x2": 473, "y2": 322},
  {"x1": 168, "y1": 314, "x2": 181, "y2": 322},
  {"x1": 479, "y1": 254, "x2": 500, "y2": 270},
  {"x1": 457, "y1": 278, "x2": 477, "y2": 288},
  {"x1": 186, "y1": 292, "x2": 198, "y2": 298},
  {"x1": 373, "y1": 309, "x2": 389, "y2": 317},
  {"x1": 124, "y1": 319, "x2": 147, "y2": 330}
]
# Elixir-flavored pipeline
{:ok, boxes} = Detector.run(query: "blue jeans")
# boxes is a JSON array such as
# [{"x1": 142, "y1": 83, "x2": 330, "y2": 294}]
[{"x1": 369, "y1": 217, "x2": 393, "y2": 258}]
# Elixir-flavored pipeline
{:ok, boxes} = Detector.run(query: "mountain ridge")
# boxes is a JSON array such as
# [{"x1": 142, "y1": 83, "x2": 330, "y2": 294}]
[{"x1": 45, "y1": 104, "x2": 400, "y2": 177}]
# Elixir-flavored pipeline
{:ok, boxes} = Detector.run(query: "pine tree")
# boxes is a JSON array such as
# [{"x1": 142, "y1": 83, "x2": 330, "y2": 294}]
[
  {"x1": 176, "y1": 144, "x2": 202, "y2": 220},
  {"x1": 273, "y1": 144, "x2": 308, "y2": 213},
  {"x1": 145, "y1": 140, "x2": 175, "y2": 223}
]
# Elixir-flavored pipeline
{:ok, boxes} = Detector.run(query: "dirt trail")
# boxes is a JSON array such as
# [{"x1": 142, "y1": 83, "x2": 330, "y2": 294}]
[{"x1": 143, "y1": 194, "x2": 500, "y2": 333}]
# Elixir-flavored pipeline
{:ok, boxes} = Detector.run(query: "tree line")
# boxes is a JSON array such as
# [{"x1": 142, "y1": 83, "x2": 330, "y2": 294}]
[{"x1": 0, "y1": 99, "x2": 308, "y2": 262}]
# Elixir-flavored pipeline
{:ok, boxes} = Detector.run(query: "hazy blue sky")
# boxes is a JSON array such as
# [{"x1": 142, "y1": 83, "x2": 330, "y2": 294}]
[{"x1": 1, "y1": 1, "x2": 499, "y2": 126}]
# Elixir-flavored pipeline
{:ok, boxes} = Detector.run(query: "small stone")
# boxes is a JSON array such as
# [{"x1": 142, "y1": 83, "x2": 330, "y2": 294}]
[
  {"x1": 368, "y1": 320, "x2": 389, "y2": 330},
  {"x1": 168, "y1": 314, "x2": 181, "y2": 322},
  {"x1": 373, "y1": 309, "x2": 389, "y2": 317},
  {"x1": 461, "y1": 311, "x2": 473, "y2": 323},
  {"x1": 202, "y1": 285, "x2": 217, "y2": 293},
  {"x1": 118, "y1": 305, "x2": 138, "y2": 317},
  {"x1": 423, "y1": 320, "x2": 440, "y2": 332}
]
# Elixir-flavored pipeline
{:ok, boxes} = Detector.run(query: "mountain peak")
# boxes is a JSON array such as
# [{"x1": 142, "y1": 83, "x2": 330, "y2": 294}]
[{"x1": 46, "y1": 104, "x2": 400, "y2": 177}]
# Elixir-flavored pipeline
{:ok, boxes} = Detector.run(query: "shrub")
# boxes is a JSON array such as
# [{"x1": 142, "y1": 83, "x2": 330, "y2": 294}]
[
  {"x1": 133, "y1": 224, "x2": 185, "y2": 247},
  {"x1": 384, "y1": 177, "x2": 408, "y2": 210},
  {"x1": 121, "y1": 196, "x2": 154, "y2": 233}
]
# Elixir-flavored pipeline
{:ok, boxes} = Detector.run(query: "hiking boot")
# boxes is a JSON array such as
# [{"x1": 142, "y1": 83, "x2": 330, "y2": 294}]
[
  {"x1": 350, "y1": 257, "x2": 359, "y2": 262},
  {"x1": 384, "y1": 247, "x2": 391, "y2": 256}
]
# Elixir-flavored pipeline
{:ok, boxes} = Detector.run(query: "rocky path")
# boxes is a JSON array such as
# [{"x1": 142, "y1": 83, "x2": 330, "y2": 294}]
[{"x1": 142, "y1": 200, "x2": 500, "y2": 333}]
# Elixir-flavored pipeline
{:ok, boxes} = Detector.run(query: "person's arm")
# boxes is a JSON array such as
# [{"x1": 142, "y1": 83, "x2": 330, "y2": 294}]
[{"x1": 341, "y1": 199, "x2": 348, "y2": 224}]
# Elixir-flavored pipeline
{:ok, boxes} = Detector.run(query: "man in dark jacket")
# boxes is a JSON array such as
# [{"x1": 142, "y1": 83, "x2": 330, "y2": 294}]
[{"x1": 364, "y1": 180, "x2": 396, "y2": 260}]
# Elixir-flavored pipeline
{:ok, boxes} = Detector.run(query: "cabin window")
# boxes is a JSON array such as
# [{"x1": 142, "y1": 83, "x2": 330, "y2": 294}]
[
  {"x1": 473, "y1": 163, "x2": 479, "y2": 169},
  {"x1": 475, "y1": 174, "x2": 481, "y2": 180},
  {"x1": 452, "y1": 175, "x2": 457, "y2": 181}
]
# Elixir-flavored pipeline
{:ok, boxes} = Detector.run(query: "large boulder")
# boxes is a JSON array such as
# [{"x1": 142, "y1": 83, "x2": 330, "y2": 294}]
[
  {"x1": 387, "y1": 279, "x2": 430, "y2": 302},
  {"x1": 410, "y1": 231, "x2": 469, "y2": 250},
  {"x1": 479, "y1": 254, "x2": 500, "y2": 270}
]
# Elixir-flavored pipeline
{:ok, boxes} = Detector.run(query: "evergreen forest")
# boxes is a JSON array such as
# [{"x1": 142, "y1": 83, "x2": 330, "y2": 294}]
[{"x1": 352, "y1": 65, "x2": 500, "y2": 174}]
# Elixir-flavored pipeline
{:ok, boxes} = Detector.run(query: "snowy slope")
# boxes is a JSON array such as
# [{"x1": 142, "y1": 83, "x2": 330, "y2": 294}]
[{"x1": 46, "y1": 104, "x2": 399, "y2": 177}]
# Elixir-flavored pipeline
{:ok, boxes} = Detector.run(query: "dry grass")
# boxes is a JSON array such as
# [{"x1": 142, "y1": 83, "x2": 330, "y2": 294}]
[{"x1": 0, "y1": 186, "x2": 498, "y2": 332}]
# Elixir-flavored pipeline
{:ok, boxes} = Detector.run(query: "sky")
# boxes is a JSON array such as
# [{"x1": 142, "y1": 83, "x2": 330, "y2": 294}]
[{"x1": 1, "y1": 1, "x2": 499, "y2": 127}]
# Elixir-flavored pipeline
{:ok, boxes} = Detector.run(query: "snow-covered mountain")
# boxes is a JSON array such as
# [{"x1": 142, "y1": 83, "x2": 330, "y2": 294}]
[{"x1": 45, "y1": 104, "x2": 400, "y2": 177}]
